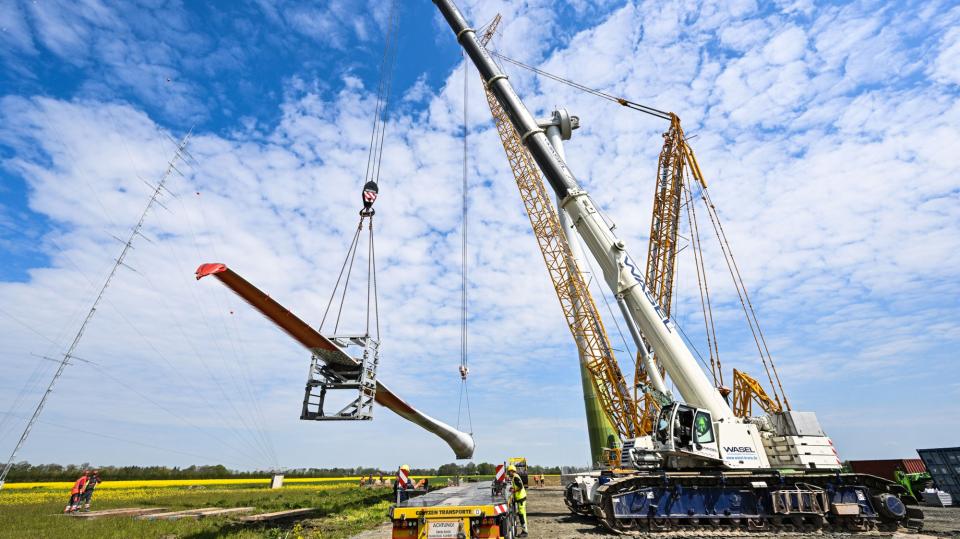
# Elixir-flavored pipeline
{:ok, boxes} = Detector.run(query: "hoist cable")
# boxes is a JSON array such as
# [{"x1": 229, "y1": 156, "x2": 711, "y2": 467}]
[
  {"x1": 494, "y1": 50, "x2": 791, "y2": 404},
  {"x1": 457, "y1": 50, "x2": 473, "y2": 435},
  {"x1": 372, "y1": 3, "x2": 401, "y2": 187},
  {"x1": 322, "y1": 2, "x2": 395, "y2": 339},
  {"x1": 364, "y1": 0, "x2": 400, "y2": 186},
  {"x1": 684, "y1": 181, "x2": 723, "y2": 387},
  {"x1": 490, "y1": 52, "x2": 672, "y2": 120},
  {"x1": 697, "y1": 185, "x2": 789, "y2": 409}
]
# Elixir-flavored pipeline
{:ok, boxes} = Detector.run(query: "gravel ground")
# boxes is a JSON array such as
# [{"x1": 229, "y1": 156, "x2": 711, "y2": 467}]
[{"x1": 351, "y1": 487, "x2": 960, "y2": 538}]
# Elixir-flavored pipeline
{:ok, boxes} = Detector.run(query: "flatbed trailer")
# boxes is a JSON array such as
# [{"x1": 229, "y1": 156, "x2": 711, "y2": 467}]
[{"x1": 390, "y1": 480, "x2": 516, "y2": 538}]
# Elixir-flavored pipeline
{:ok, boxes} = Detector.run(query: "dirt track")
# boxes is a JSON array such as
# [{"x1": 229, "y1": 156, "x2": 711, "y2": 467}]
[{"x1": 352, "y1": 486, "x2": 960, "y2": 538}]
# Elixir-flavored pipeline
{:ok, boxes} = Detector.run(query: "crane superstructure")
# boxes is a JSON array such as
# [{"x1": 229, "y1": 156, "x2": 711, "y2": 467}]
[
  {"x1": 477, "y1": 19, "x2": 637, "y2": 465},
  {"x1": 434, "y1": 0, "x2": 922, "y2": 532}
]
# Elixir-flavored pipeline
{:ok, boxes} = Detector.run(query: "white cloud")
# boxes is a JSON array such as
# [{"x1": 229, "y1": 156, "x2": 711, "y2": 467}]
[
  {"x1": 762, "y1": 25, "x2": 806, "y2": 65},
  {"x1": 1, "y1": 0, "x2": 959, "y2": 470},
  {"x1": 932, "y1": 26, "x2": 960, "y2": 86}
]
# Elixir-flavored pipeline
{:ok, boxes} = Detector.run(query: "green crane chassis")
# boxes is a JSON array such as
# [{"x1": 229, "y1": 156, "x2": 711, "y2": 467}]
[{"x1": 569, "y1": 469, "x2": 923, "y2": 534}]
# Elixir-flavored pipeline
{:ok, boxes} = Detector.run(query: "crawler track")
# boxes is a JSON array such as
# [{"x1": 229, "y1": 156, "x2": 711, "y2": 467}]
[{"x1": 592, "y1": 471, "x2": 923, "y2": 536}]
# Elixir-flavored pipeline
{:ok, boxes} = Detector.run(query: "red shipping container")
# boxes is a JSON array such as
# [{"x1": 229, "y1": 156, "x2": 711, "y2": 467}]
[{"x1": 849, "y1": 459, "x2": 926, "y2": 480}]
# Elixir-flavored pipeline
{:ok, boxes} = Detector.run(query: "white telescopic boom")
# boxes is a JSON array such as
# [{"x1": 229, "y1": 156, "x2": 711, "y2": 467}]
[{"x1": 432, "y1": 0, "x2": 733, "y2": 419}]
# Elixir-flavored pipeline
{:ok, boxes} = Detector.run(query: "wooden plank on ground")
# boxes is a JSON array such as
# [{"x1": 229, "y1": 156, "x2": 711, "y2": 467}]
[
  {"x1": 138, "y1": 506, "x2": 252, "y2": 520},
  {"x1": 137, "y1": 507, "x2": 214, "y2": 520},
  {"x1": 238, "y1": 508, "x2": 317, "y2": 522},
  {"x1": 192, "y1": 507, "x2": 254, "y2": 517},
  {"x1": 68, "y1": 507, "x2": 165, "y2": 519}
]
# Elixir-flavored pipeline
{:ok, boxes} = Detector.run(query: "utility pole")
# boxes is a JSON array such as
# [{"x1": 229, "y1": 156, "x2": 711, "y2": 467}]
[{"x1": 0, "y1": 132, "x2": 192, "y2": 491}]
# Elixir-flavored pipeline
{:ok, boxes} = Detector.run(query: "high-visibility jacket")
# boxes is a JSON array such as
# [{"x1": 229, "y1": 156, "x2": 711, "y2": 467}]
[
  {"x1": 510, "y1": 474, "x2": 526, "y2": 502},
  {"x1": 70, "y1": 476, "x2": 88, "y2": 495},
  {"x1": 83, "y1": 476, "x2": 100, "y2": 493}
]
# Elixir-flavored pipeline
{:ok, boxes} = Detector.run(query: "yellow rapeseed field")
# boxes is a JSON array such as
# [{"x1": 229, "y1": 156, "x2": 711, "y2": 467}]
[
  {"x1": 3, "y1": 476, "x2": 366, "y2": 490},
  {"x1": 0, "y1": 479, "x2": 371, "y2": 507}
]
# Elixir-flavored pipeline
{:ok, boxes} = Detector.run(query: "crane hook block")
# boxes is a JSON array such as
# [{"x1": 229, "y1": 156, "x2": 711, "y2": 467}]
[
  {"x1": 362, "y1": 181, "x2": 379, "y2": 215},
  {"x1": 459, "y1": 365, "x2": 469, "y2": 381}
]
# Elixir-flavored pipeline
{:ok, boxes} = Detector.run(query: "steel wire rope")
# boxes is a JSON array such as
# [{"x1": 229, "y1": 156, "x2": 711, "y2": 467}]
[
  {"x1": 100, "y1": 271, "x2": 277, "y2": 467},
  {"x1": 363, "y1": 0, "x2": 400, "y2": 187},
  {"x1": 683, "y1": 181, "x2": 723, "y2": 386},
  {"x1": 0, "y1": 228, "x2": 115, "y2": 437},
  {"x1": 0, "y1": 358, "x2": 54, "y2": 441},
  {"x1": 320, "y1": 225, "x2": 363, "y2": 332},
  {"x1": 171, "y1": 143, "x2": 280, "y2": 468},
  {"x1": 124, "y1": 176, "x2": 280, "y2": 468},
  {"x1": 41, "y1": 109, "x2": 125, "y2": 237},
  {"x1": 2, "y1": 232, "x2": 271, "y2": 470},
  {"x1": 14, "y1": 351, "x2": 265, "y2": 470},
  {"x1": 333, "y1": 225, "x2": 362, "y2": 334},
  {"x1": 488, "y1": 52, "x2": 672, "y2": 121},
  {"x1": 183, "y1": 181, "x2": 281, "y2": 467},
  {"x1": 366, "y1": 220, "x2": 380, "y2": 340},
  {"x1": 137, "y1": 265, "x2": 284, "y2": 468},
  {"x1": 696, "y1": 186, "x2": 789, "y2": 409},
  {"x1": 162, "y1": 208, "x2": 281, "y2": 469},
  {"x1": 204, "y1": 270, "x2": 281, "y2": 468},
  {"x1": 370, "y1": 2, "x2": 401, "y2": 187},
  {"x1": 487, "y1": 51, "x2": 792, "y2": 406},
  {"x1": 456, "y1": 51, "x2": 473, "y2": 435},
  {"x1": 81, "y1": 356, "x2": 265, "y2": 469},
  {"x1": 151, "y1": 149, "x2": 280, "y2": 469},
  {"x1": 120, "y1": 140, "x2": 279, "y2": 469}
]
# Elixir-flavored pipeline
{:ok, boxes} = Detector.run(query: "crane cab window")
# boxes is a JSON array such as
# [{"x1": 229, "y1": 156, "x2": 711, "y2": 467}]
[
  {"x1": 655, "y1": 405, "x2": 674, "y2": 445},
  {"x1": 694, "y1": 411, "x2": 714, "y2": 444},
  {"x1": 675, "y1": 407, "x2": 694, "y2": 448}
]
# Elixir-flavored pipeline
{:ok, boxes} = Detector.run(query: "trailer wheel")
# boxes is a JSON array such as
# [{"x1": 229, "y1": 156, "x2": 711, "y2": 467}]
[{"x1": 498, "y1": 511, "x2": 517, "y2": 539}]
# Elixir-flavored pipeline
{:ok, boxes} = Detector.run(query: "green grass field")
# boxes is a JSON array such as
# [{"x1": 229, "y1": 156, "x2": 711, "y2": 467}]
[{"x1": 0, "y1": 480, "x2": 395, "y2": 539}]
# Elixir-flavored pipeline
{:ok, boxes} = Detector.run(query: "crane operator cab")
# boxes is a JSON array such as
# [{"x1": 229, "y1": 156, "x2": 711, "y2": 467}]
[{"x1": 655, "y1": 403, "x2": 722, "y2": 465}]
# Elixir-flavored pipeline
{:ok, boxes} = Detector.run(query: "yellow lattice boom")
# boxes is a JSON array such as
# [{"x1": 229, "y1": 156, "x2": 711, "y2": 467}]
[
  {"x1": 732, "y1": 368, "x2": 782, "y2": 417},
  {"x1": 645, "y1": 116, "x2": 686, "y2": 317},
  {"x1": 478, "y1": 22, "x2": 645, "y2": 438}
]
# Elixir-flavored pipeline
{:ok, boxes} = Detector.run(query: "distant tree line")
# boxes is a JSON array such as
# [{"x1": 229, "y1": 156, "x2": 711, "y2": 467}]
[{"x1": 5, "y1": 461, "x2": 563, "y2": 482}]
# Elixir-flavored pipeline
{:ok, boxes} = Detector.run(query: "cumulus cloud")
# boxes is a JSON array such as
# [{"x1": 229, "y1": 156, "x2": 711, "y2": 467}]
[
  {"x1": 1, "y1": 0, "x2": 959, "y2": 469},
  {"x1": 932, "y1": 26, "x2": 960, "y2": 86}
]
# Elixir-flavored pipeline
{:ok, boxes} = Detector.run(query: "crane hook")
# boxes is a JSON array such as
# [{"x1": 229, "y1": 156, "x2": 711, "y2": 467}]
[{"x1": 361, "y1": 180, "x2": 379, "y2": 216}]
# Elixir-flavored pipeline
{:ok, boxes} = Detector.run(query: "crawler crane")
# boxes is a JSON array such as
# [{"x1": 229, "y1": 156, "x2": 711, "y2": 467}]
[{"x1": 434, "y1": 0, "x2": 922, "y2": 532}]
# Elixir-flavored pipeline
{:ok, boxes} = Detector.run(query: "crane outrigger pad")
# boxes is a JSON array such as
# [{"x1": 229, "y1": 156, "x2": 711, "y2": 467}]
[{"x1": 195, "y1": 263, "x2": 475, "y2": 458}]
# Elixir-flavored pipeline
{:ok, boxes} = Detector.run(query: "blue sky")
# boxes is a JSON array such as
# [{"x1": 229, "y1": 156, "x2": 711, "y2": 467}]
[{"x1": 1, "y1": 0, "x2": 959, "y2": 471}]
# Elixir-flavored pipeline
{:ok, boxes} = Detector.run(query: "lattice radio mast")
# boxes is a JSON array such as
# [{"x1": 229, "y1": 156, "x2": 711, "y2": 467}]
[{"x1": 0, "y1": 132, "x2": 192, "y2": 491}]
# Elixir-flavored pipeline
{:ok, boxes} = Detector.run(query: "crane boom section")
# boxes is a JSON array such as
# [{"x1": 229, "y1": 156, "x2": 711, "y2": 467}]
[
  {"x1": 645, "y1": 117, "x2": 686, "y2": 318},
  {"x1": 432, "y1": 0, "x2": 734, "y2": 419},
  {"x1": 478, "y1": 65, "x2": 642, "y2": 439}
]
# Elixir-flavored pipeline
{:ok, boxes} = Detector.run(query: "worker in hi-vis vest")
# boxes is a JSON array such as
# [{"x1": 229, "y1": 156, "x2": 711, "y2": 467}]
[{"x1": 507, "y1": 464, "x2": 528, "y2": 536}]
